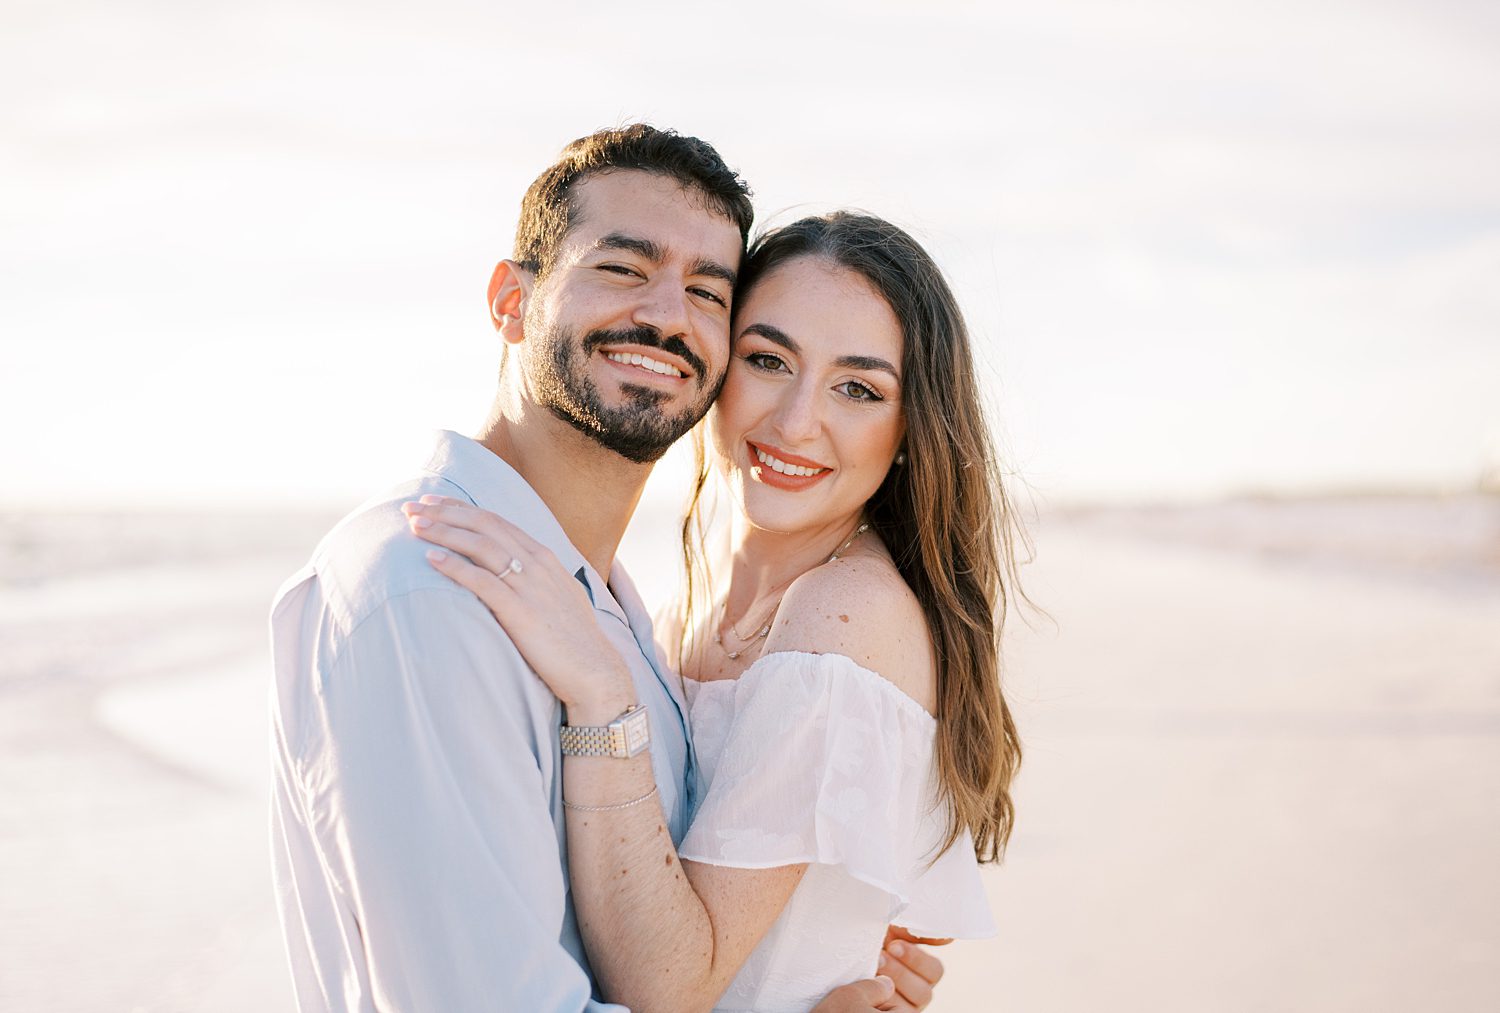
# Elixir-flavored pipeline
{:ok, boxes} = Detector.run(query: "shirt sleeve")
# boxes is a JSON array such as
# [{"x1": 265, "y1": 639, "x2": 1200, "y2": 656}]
[
  {"x1": 290, "y1": 584, "x2": 623, "y2": 1012},
  {"x1": 677, "y1": 651, "x2": 995, "y2": 937}
]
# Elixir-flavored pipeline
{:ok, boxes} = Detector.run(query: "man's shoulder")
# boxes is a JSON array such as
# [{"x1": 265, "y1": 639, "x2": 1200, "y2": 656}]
[
  {"x1": 270, "y1": 471, "x2": 558, "y2": 759},
  {"x1": 277, "y1": 472, "x2": 519, "y2": 634}
]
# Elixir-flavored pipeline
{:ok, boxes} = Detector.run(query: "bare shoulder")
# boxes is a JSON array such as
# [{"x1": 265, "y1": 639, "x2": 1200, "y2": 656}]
[{"x1": 766, "y1": 552, "x2": 937, "y2": 714}]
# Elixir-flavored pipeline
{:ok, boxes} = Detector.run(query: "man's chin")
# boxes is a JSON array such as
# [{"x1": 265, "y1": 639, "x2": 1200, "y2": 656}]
[{"x1": 551, "y1": 401, "x2": 698, "y2": 465}]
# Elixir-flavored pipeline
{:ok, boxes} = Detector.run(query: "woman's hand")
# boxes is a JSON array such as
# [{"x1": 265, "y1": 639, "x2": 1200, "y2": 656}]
[
  {"x1": 877, "y1": 927, "x2": 950, "y2": 1011},
  {"x1": 402, "y1": 495, "x2": 636, "y2": 719},
  {"x1": 809, "y1": 976, "x2": 899, "y2": 1012}
]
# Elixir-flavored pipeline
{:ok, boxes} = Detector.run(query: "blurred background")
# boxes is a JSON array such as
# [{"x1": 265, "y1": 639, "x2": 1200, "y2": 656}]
[{"x1": 2, "y1": 1, "x2": 1496, "y2": 1010}]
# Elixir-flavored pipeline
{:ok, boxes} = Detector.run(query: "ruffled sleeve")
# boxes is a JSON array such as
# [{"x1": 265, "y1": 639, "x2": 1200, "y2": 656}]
[{"x1": 678, "y1": 651, "x2": 996, "y2": 939}]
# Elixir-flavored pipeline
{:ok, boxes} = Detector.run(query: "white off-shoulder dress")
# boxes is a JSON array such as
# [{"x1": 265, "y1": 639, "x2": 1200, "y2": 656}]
[{"x1": 678, "y1": 651, "x2": 996, "y2": 1013}]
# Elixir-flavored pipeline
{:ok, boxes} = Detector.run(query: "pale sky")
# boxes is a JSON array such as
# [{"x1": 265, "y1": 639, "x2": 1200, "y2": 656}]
[{"x1": 3, "y1": 0, "x2": 1497, "y2": 508}]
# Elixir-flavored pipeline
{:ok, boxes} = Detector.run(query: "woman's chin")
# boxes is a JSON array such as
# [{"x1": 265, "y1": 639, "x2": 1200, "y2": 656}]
[
  {"x1": 732, "y1": 492, "x2": 815, "y2": 537},
  {"x1": 736, "y1": 491, "x2": 861, "y2": 541}
]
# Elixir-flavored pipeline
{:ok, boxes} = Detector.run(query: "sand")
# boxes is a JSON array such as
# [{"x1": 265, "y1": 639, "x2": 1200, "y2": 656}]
[{"x1": 1, "y1": 497, "x2": 1496, "y2": 1012}]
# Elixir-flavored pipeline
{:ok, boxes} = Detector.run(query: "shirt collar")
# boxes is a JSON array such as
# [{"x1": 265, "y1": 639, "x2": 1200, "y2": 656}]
[
  {"x1": 419, "y1": 430, "x2": 692, "y2": 737},
  {"x1": 419, "y1": 430, "x2": 626, "y2": 624}
]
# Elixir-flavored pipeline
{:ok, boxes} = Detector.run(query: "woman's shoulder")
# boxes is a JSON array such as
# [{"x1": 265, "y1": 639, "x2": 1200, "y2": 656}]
[{"x1": 767, "y1": 551, "x2": 937, "y2": 715}]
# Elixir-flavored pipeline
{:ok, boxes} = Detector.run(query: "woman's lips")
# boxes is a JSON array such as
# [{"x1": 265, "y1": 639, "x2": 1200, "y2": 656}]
[{"x1": 747, "y1": 441, "x2": 832, "y2": 491}]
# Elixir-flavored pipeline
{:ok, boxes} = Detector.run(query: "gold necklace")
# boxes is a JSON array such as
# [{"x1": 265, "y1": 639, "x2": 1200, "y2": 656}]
[{"x1": 715, "y1": 521, "x2": 870, "y2": 661}]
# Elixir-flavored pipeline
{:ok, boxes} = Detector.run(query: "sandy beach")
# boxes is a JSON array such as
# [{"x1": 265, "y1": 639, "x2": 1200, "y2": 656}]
[{"x1": 2, "y1": 495, "x2": 1496, "y2": 1012}]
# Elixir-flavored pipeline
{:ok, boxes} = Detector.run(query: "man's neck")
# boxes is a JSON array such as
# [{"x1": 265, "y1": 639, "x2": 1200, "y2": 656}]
[{"x1": 474, "y1": 396, "x2": 650, "y2": 579}]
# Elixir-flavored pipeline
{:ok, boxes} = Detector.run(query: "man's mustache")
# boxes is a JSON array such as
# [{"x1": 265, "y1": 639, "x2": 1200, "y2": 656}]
[{"x1": 581, "y1": 327, "x2": 709, "y2": 386}]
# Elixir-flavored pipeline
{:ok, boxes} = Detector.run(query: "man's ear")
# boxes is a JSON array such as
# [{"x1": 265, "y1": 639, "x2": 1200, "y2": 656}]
[{"x1": 487, "y1": 260, "x2": 534, "y2": 345}]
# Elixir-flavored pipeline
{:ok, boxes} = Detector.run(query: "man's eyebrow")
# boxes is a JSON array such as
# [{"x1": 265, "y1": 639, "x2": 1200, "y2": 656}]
[
  {"x1": 592, "y1": 233, "x2": 736, "y2": 288},
  {"x1": 593, "y1": 232, "x2": 664, "y2": 262},
  {"x1": 690, "y1": 258, "x2": 737, "y2": 288}
]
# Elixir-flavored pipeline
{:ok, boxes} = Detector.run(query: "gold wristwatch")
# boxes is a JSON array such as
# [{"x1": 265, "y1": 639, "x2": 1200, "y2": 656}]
[{"x1": 560, "y1": 704, "x2": 651, "y2": 758}]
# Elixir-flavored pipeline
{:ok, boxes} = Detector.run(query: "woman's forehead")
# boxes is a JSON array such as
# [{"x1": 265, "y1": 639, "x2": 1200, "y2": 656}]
[{"x1": 737, "y1": 257, "x2": 903, "y2": 361}]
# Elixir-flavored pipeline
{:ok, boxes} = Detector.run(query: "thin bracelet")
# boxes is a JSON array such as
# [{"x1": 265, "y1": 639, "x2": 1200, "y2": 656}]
[{"x1": 563, "y1": 785, "x2": 659, "y2": 813}]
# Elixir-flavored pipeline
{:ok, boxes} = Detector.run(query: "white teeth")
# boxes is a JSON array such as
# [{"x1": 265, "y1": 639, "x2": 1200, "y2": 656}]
[
  {"x1": 605, "y1": 351, "x2": 683, "y2": 377},
  {"x1": 754, "y1": 448, "x2": 823, "y2": 477}
]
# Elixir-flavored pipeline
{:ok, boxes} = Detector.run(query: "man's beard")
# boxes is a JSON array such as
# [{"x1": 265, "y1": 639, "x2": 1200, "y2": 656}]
[{"x1": 528, "y1": 323, "x2": 721, "y2": 464}]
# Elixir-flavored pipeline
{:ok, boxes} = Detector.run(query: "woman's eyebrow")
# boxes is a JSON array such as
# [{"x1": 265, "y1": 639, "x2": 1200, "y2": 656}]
[
  {"x1": 740, "y1": 324, "x2": 900, "y2": 381},
  {"x1": 739, "y1": 323, "x2": 799, "y2": 354},
  {"x1": 834, "y1": 354, "x2": 900, "y2": 381}
]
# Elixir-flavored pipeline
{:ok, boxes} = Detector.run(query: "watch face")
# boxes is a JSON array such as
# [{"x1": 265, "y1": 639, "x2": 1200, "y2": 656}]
[{"x1": 621, "y1": 709, "x2": 650, "y2": 755}]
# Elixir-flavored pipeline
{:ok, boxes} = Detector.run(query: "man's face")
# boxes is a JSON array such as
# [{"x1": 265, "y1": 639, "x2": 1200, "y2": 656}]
[{"x1": 517, "y1": 170, "x2": 742, "y2": 464}]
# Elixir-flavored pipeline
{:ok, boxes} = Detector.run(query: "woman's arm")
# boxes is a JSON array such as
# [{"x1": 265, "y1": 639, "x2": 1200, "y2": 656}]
[
  {"x1": 565, "y1": 748, "x2": 808, "y2": 1011},
  {"x1": 402, "y1": 497, "x2": 813, "y2": 1013}
]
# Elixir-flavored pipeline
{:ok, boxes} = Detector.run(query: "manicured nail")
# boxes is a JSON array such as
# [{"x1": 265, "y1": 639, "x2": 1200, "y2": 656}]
[
  {"x1": 426, "y1": 549, "x2": 447, "y2": 563},
  {"x1": 419, "y1": 494, "x2": 445, "y2": 505},
  {"x1": 878, "y1": 952, "x2": 888, "y2": 969},
  {"x1": 889, "y1": 941, "x2": 905, "y2": 957},
  {"x1": 410, "y1": 515, "x2": 432, "y2": 528},
  {"x1": 401, "y1": 501, "x2": 420, "y2": 514},
  {"x1": 874, "y1": 975, "x2": 894, "y2": 995}
]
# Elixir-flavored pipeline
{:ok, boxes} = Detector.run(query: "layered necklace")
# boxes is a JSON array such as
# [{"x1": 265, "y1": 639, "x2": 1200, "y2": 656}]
[{"x1": 715, "y1": 520, "x2": 870, "y2": 661}]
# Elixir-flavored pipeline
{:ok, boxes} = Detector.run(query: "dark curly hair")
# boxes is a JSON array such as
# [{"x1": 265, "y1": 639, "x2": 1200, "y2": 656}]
[{"x1": 513, "y1": 124, "x2": 754, "y2": 280}]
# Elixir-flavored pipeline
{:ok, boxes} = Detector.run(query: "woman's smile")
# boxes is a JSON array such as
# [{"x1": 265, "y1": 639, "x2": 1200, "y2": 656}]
[{"x1": 747, "y1": 440, "x2": 833, "y2": 490}]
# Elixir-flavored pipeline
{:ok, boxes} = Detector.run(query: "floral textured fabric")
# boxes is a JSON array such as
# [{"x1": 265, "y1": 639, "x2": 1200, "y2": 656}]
[{"x1": 679, "y1": 651, "x2": 996, "y2": 1013}]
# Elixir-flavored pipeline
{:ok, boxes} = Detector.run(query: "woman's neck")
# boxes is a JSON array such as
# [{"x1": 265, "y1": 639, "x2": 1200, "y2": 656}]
[{"x1": 720, "y1": 511, "x2": 866, "y2": 624}]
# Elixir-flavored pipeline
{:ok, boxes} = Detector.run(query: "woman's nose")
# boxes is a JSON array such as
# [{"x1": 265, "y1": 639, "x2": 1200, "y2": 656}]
[{"x1": 770, "y1": 380, "x2": 822, "y2": 445}]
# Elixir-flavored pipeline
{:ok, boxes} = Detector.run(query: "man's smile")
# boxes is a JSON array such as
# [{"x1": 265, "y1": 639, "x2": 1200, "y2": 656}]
[
  {"x1": 602, "y1": 350, "x2": 685, "y2": 378},
  {"x1": 598, "y1": 342, "x2": 693, "y2": 385}
]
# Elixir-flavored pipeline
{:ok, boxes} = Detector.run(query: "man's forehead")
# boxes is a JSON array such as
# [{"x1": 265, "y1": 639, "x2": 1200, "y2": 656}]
[{"x1": 564, "y1": 170, "x2": 742, "y2": 261}]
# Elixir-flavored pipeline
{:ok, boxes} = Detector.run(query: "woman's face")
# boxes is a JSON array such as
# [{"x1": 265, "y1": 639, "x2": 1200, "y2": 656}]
[{"x1": 710, "y1": 256, "x2": 906, "y2": 538}]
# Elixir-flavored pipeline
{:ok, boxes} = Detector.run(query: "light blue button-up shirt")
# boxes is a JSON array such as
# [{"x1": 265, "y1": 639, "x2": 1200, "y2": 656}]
[{"x1": 271, "y1": 430, "x2": 692, "y2": 1012}]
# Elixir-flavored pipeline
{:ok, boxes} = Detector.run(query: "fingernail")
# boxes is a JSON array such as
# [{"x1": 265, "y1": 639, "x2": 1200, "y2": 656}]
[
  {"x1": 419, "y1": 494, "x2": 444, "y2": 505},
  {"x1": 410, "y1": 515, "x2": 431, "y2": 529},
  {"x1": 875, "y1": 975, "x2": 894, "y2": 995},
  {"x1": 425, "y1": 549, "x2": 447, "y2": 563},
  {"x1": 889, "y1": 941, "x2": 905, "y2": 957},
  {"x1": 401, "y1": 501, "x2": 420, "y2": 514},
  {"x1": 878, "y1": 953, "x2": 888, "y2": 969}
]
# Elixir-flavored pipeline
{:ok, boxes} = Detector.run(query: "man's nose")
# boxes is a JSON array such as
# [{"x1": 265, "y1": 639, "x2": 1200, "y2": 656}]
[{"x1": 632, "y1": 278, "x2": 691, "y2": 340}]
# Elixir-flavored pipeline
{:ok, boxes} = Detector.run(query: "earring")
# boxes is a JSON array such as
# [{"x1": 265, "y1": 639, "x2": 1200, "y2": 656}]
[{"x1": 894, "y1": 451, "x2": 907, "y2": 466}]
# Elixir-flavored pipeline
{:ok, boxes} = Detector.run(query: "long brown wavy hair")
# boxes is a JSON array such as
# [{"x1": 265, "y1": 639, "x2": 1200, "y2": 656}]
[{"x1": 680, "y1": 212, "x2": 1029, "y2": 863}]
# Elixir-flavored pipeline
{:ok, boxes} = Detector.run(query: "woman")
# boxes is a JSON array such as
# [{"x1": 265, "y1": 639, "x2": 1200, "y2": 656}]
[{"x1": 405, "y1": 213, "x2": 1026, "y2": 1012}]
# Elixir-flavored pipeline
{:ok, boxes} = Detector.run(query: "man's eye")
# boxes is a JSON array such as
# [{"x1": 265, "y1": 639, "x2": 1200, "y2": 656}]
[
  {"x1": 599, "y1": 264, "x2": 641, "y2": 278},
  {"x1": 691, "y1": 287, "x2": 727, "y2": 307}
]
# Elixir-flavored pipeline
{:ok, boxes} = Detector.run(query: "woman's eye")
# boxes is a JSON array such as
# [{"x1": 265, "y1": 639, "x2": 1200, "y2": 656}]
[
  {"x1": 836, "y1": 380, "x2": 883, "y2": 402},
  {"x1": 745, "y1": 352, "x2": 787, "y2": 372}
]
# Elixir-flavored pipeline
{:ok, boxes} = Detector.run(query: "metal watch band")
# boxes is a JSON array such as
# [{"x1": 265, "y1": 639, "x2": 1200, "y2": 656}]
[{"x1": 560, "y1": 704, "x2": 650, "y2": 758}]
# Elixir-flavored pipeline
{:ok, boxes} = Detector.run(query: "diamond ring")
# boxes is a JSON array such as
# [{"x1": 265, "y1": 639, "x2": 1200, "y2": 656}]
[{"x1": 499, "y1": 557, "x2": 523, "y2": 579}]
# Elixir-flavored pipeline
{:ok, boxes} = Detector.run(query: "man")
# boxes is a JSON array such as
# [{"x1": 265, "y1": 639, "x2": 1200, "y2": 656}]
[{"x1": 270, "y1": 125, "x2": 944, "y2": 1011}]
